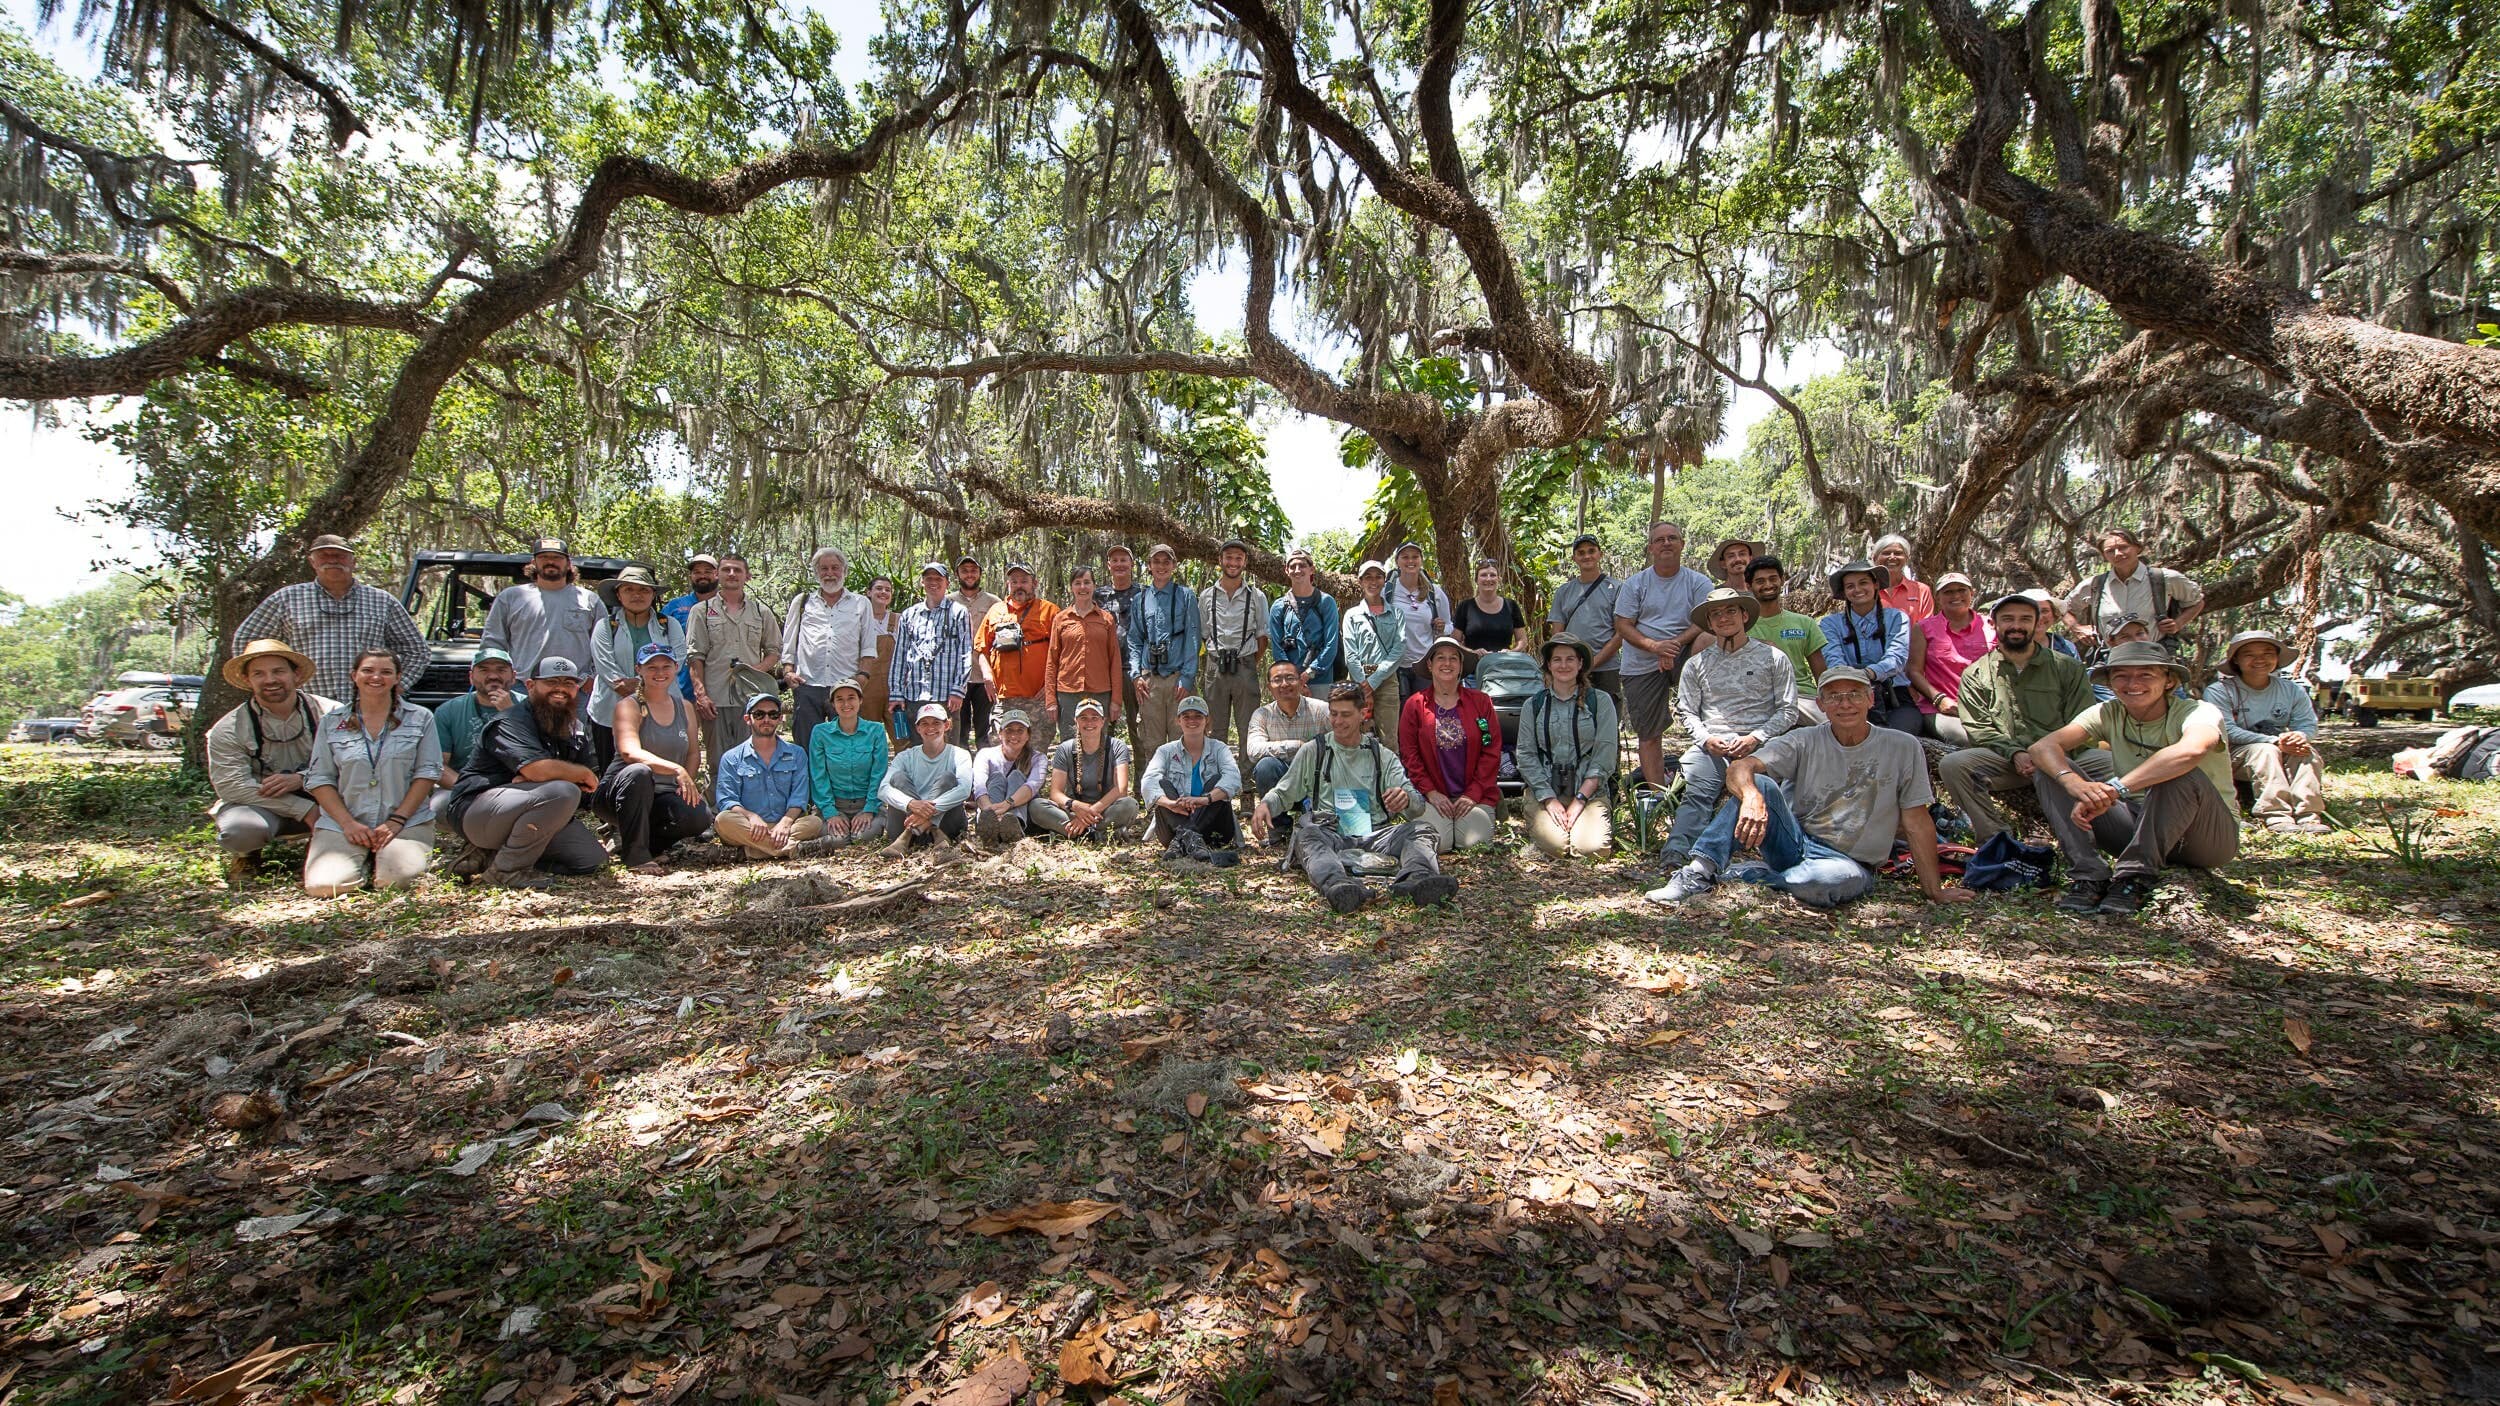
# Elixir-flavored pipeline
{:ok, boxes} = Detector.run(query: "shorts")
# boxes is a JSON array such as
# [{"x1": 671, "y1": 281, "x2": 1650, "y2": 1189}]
[{"x1": 1623, "y1": 672, "x2": 1676, "y2": 738}]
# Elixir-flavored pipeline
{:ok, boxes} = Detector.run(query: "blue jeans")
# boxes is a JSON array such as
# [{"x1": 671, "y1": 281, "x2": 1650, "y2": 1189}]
[
  {"x1": 1689, "y1": 776, "x2": 1875, "y2": 909},
  {"x1": 1251, "y1": 755, "x2": 1293, "y2": 795},
  {"x1": 1664, "y1": 747, "x2": 1729, "y2": 855}
]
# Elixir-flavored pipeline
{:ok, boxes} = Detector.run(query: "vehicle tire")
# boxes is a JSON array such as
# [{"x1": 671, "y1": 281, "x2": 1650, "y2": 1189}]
[
  {"x1": 2416, "y1": 709, "x2": 2436, "y2": 722},
  {"x1": 2355, "y1": 707, "x2": 2379, "y2": 728},
  {"x1": 144, "y1": 731, "x2": 178, "y2": 751}
]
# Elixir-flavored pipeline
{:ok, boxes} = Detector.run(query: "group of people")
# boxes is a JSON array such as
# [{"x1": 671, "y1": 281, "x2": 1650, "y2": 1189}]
[{"x1": 202, "y1": 521, "x2": 2330, "y2": 917}]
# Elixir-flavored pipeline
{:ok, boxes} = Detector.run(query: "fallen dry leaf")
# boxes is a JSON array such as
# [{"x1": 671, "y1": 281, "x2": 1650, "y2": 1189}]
[
  {"x1": 964, "y1": 1199, "x2": 1122, "y2": 1237},
  {"x1": 1184, "y1": 1091, "x2": 1208, "y2": 1118},
  {"x1": 933, "y1": 1349, "x2": 1030, "y2": 1406},
  {"x1": 1058, "y1": 1320, "x2": 1117, "y2": 1388},
  {"x1": 1635, "y1": 1029, "x2": 1689, "y2": 1048},
  {"x1": 170, "y1": 1337, "x2": 330, "y2": 1403},
  {"x1": 2284, "y1": 1015, "x2": 2314, "y2": 1055}
]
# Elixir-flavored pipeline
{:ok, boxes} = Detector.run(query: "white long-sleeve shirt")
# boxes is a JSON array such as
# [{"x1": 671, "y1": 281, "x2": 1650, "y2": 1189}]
[{"x1": 879, "y1": 742, "x2": 974, "y2": 810}]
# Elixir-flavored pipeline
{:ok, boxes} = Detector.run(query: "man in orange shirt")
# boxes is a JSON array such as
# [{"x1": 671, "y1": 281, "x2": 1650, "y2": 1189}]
[
  {"x1": 1045, "y1": 564, "x2": 1122, "y2": 738},
  {"x1": 976, "y1": 563, "x2": 1060, "y2": 751}
]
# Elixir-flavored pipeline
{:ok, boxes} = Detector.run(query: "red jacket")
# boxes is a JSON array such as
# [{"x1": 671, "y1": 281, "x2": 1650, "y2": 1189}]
[{"x1": 1399, "y1": 686, "x2": 1503, "y2": 806}]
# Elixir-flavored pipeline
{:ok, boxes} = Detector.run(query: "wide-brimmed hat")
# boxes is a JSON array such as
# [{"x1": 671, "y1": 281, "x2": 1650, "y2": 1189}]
[
  {"x1": 2222, "y1": 629, "x2": 2287, "y2": 671},
  {"x1": 2090, "y1": 640, "x2": 2192, "y2": 687},
  {"x1": 1694, "y1": 585, "x2": 1761, "y2": 628},
  {"x1": 597, "y1": 564, "x2": 662, "y2": 609},
  {"x1": 1711, "y1": 537, "x2": 1764, "y2": 564},
  {"x1": 1538, "y1": 633, "x2": 1595, "y2": 675},
  {"x1": 1423, "y1": 635, "x2": 1467, "y2": 665},
  {"x1": 1827, "y1": 559, "x2": 1891, "y2": 594},
  {"x1": 222, "y1": 638, "x2": 316, "y2": 689}
]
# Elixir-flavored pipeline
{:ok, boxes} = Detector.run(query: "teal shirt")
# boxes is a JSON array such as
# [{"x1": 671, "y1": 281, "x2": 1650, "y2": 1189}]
[
  {"x1": 433, "y1": 691, "x2": 521, "y2": 772},
  {"x1": 807, "y1": 717, "x2": 891, "y2": 815}
]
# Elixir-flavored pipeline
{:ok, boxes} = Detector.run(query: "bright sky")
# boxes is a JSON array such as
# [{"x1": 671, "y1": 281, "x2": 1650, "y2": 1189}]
[{"x1": 0, "y1": 0, "x2": 1804, "y2": 603}]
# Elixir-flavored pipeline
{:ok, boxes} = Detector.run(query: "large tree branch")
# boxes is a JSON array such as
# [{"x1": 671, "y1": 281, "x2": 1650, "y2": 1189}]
[
  {"x1": 0, "y1": 287, "x2": 432, "y2": 398},
  {"x1": 161, "y1": 0, "x2": 369, "y2": 144},
  {"x1": 0, "y1": 247, "x2": 193, "y2": 311}
]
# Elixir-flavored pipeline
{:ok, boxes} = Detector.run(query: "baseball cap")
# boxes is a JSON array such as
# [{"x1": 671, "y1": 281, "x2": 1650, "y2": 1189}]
[
  {"x1": 914, "y1": 702, "x2": 950, "y2": 724},
  {"x1": 1357, "y1": 559, "x2": 1388, "y2": 578},
  {"x1": 1219, "y1": 537, "x2": 1250, "y2": 554},
  {"x1": 634, "y1": 641, "x2": 677, "y2": 666},
  {"x1": 1284, "y1": 547, "x2": 1314, "y2": 567},
  {"x1": 1986, "y1": 592, "x2": 2041, "y2": 616},
  {"x1": 1072, "y1": 697, "x2": 1107, "y2": 718},
  {"x1": 920, "y1": 561, "x2": 948, "y2": 578},
  {"x1": 1148, "y1": 543, "x2": 1177, "y2": 561},
  {"x1": 830, "y1": 676, "x2": 864, "y2": 696},
  {"x1": 744, "y1": 693, "x2": 780, "y2": 715},
  {"x1": 1570, "y1": 533, "x2": 1601, "y2": 551},
  {"x1": 1176, "y1": 695, "x2": 1210, "y2": 716},
  {"x1": 1816, "y1": 665, "x2": 1874, "y2": 689},
  {"x1": 1934, "y1": 572, "x2": 1976, "y2": 591},
  {"x1": 686, "y1": 552, "x2": 719, "y2": 568},
  {"x1": 473, "y1": 647, "x2": 514, "y2": 666},
  {"x1": 1005, "y1": 561, "x2": 1036, "y2": 577},
  {"x1": 996, "y1": 709, "x2": 1032, "y2": 730},
  {"x1": 531, "y1": 537, "x2": 570, "y2": 558},
  {"x1": 306, "y1": 534, "x2": 355, "y2": 556},
  {"x1": 956, "y1": 554, "x2": 981, "y2": 568},
  {"x1": 533, "y1": 656, "x2": 588, "y2": 682}
]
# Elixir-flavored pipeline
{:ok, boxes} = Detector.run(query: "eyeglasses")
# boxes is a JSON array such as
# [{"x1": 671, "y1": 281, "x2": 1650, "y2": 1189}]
[{"x1": 750, "y1": 710, "x2": 783, "y2": 720}]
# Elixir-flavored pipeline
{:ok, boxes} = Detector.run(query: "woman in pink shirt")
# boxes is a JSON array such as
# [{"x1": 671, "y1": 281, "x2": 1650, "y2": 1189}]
[
  {"x1": 1913, "y1": 573, "x2": 1994, "y2": 745},
  {"x1": 1873, "y1": 534, "x2": 1936, "y2": 622}
]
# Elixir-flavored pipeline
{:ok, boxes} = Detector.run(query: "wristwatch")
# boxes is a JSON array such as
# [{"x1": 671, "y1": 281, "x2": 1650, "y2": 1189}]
[{"x1": 2109, "y1": 780, "x2": 2136, "y2": 804}]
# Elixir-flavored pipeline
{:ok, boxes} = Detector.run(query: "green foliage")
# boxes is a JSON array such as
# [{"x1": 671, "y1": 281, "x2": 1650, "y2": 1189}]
[{"x1": 0, "y1": 577, "x2": 208, "y2": 722}]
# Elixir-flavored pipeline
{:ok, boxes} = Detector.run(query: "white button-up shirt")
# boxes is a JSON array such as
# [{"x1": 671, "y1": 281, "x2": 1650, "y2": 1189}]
[{"x1": 781, "y1": 588, "x2": 877, "y2": 688}]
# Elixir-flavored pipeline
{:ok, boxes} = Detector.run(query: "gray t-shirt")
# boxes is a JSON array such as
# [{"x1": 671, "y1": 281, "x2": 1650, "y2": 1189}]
[
  {"x1": 1050, "y1": 736, "x2": 1133, "y2": 803},
  {"x1": 1545, "y1": 574, "x2": 1621, "y2": 665},
  {"x1": 1612, "y1": 566, "x2": 1714, "y2": 677},
  {"x1": 1753, "y1": 724, "x2": 1933, "y2": 865}
]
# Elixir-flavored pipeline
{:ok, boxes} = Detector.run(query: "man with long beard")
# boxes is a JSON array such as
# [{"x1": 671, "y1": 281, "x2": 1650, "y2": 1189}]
[{"x1": 441, "y1": 657, "x2": 611, "y2": 888}]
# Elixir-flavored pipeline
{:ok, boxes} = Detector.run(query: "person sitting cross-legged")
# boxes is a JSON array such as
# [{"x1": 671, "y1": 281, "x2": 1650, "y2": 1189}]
[
  {"x1": 806, "y1": 677, "x2": 891, "y2": 847},
  {"x1": 2030, "y1": 640, "x2": 2241, "y2": 915},
  {"x1": 1245, "y1": 659, "x2": 1328, "y2": 795},
  {"x1": 1936, "y1": 592, "x2": 2109, "y2": 845},
  {"x1": 1517, "y1": 634, "x2": 1620, "y2": 858},
  {"x1": 1661, "y1": 587, "x2": 1798, "y2": 865},
  {"x1": 1649, "y1": 667, "x2": 1973, "y2": 910},
  {"x1": 1397, "y1": 636, "x2": 1504, "y2": 853},
  {"x1": 2205, "y1": 629, "x2": 2329, "y2": 835},
  {"x1": 1250, "y1": 683, "x2": 1458, "y2": 912},
  {"x1": 1142, "y1": 695, "x2": 1243, "y2": 865},
  {"x1": 440, "y1": 657, "x2": 610, "y2": 889},
  {"x1": 969, "y1": 710, "x2": 1049, "y2": 847},
  {"x1": 599, "y1": 642, "x2": 712, "y2": 873},
  {"x1": 712, "y1": 693, "x2": 826, "y2": 861},
  {"x1": 1032, "y1": 698, "x2": 1141, "y2": 841},
  {"x1": 879, "y1": 704, "x2": 974, "y2": 854}
]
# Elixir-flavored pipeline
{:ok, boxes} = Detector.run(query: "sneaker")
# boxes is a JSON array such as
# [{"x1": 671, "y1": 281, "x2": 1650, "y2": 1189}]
[
  {"x1": 1643, "y1": 860, "x2": 1718, "y2": 906},
  {"x1": 791, "y1": 835, "x2": 843, "y2": 858},
  {"x1": 1400, "y1": 873, "x2": 1459, "y2": 907},
  {"x1": 1322, "y1": 880, "x2": 1369, "y2": 914},
  {"x1": 1201, "y1": 845, "x2": 1242, "y2": 868},
  {"x1": 484, "y1": 868, "x2": 555, "y2": 891},
  {"x1": 221, "y1": 851, "x2": 260, "y2": 888},
  {"x1": 2097, "y1": 876, "x2": 2155, "y2": 915},
  {"x1": 2288, "y1": 816, "x2": 2332, "y2": 835},
  {"x1": 2054, "y1": 878, "x2": 2108, "y2": 914}
]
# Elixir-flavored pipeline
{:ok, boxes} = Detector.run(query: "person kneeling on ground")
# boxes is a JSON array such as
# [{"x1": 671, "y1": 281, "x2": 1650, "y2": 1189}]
[
  {"x1": 806, "y1": 677, "x2": 890, "y2": 846},
  {"x1": 1250, "y1": 683, "x2": 1457, "y2": 911},
  {"x1": 1397, "y1": 636, "x2": 1503, "y2": 852},
  {"x1": 205, "y1": 638, "x2": 338, "y2": 887},
  {"x1": 1517, "y1": 634, "x2": 1619, "y2": 858},
  {"x1": 880, "y1": 704, "x2": 974, "y2": 854},
  {"x1": 302, "y1": 649, "x2": 441, "y2": 895},
  {"x1": 1662, "y1": 587, "x2": 1798, "y2": 865},
  {"x1": 1033, "y1": 698, "x2": 1140, "y2": 840},
  {"x1": 1142, "y1": 695, "x2": 1242, "y2": 865},
  {"x1": 1649, "y1": 668, "x2": 1971, "y2": 910},
  {"x1": 2030, "y1": 640, "x2": 2241, "y2": 915},
  {"x1": 2205, "y1": 629, "x2": 2329, "y2": 835},
  {"x1": 601, "y1": 642, "x2": 711, "y2": 873},
  {"x1": 712, "y1": 693, "x2": 826, "y2": 860},
  {"x1": 440, "y1": 657, "x2": 610, "y2": 889},
  {"x1": 970, "y1": 710, "x2": 1049, "y2": 847}
]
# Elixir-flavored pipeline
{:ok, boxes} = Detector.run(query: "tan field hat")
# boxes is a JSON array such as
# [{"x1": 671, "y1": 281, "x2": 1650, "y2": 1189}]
[{"x1": 222, "y1": 638, "x2": 317, "y2": 689}]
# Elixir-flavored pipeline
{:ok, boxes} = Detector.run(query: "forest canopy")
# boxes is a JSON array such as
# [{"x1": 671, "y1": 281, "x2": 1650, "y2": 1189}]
[{"x1": 3, "y1": 0, "x2": 2495, "y2": 691}]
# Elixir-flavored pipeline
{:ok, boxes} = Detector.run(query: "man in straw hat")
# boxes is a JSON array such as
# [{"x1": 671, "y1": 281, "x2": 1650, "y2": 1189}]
[
  {"x1": 1659, "y1": 586, "x2": 1799, "y2": 865},
  {"x1": 2028, "y1": 640, "x2": 2240, "y2": 915},
  {"x1": 2204, "y1": 628, "x2": 2330, "y2": 835},
  {"x1": 205, "y1": 639, "x2": 339, "y2": 886},
  {"x1": 231, "y1": 534, "x2": 427, "y2": 702}
]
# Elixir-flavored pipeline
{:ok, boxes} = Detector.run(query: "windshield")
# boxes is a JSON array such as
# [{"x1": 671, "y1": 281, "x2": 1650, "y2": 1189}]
[{"x1": 405, "y1": 564, "x2": 524, "y2": 643}]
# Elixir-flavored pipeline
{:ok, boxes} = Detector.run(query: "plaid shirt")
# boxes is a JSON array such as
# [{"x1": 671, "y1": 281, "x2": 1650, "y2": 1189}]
[
  {"x1": 234, "y1": 581, "x2": 429, "y2": 702},
  {"x1": 888, "y1": 597, "x2": 971, "y2": 704},
  {"x1": 1244, "y1": 697, "x2": 1329, "y2": 764}
]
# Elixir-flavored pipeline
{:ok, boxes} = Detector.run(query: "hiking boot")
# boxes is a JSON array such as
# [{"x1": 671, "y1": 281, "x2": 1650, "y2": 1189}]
[
  {"x1": 2097, "y1": 876, "x2": 2156, "y2": 915},
  {"x1": 484, "y1": 867, "x2": 555, "y2": 891},
  {"x1": 881, "y1": 833, "x2": 914, "y2": 859},
  {"x1": 1322, "y1": 880, "x2": 1370, "y2": 914},
  {"x1": 791, "y1": 835, "x2": 843, "y2": 859},
  {"x1": 222, "y1": 851, "x2": 260, "y2": 888},
  {"x1": 2054, "y1": 878, "x2": 2108, "y2": 914},
  {"x1": 1400, "y1": 872, "x2": 1459, "y2": 907},
  {"x1": 1168, "y1": 831, "x2": 1212, "y2": 863},
  {"x1": 1650, "y1": 846, "x2": 1690, "y2": 876},
  {"x1": 448, "y1": 846, "x2": 492, "y2": 878},
  {"x1": 1643, "y1": 860, "x2": 1718, "y2": 906},
  {"x1": 927, "y1": 837, "x2": 967, "y2": 867}
]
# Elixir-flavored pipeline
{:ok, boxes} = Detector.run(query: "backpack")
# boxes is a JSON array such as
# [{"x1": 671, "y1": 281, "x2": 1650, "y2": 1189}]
[
  {"x1": 1305, "y1": 738, "x2": 1387, "y2": 818},
  {"x1": 2083, "y1": 566, "x2": 2191, "y2": 653},
  {"x1": 2426, "y1": 725, "x2": 2500, "y2": 780}
]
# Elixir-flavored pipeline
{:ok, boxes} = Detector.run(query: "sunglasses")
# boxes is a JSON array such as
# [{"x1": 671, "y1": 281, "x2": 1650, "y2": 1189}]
[{"x1": 749, "y1": 710, "x2": 783, "y2": 720}]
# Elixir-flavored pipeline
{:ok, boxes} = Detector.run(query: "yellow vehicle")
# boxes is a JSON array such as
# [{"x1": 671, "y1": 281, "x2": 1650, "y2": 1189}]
[{"x1": 2342, "y1": 676, "x2": 2440, "y2": 726}]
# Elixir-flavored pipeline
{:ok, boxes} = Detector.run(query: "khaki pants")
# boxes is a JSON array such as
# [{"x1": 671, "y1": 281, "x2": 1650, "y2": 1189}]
[
  {"x1": 1940, "y1": 747, "x2": 2113, "y2": 843},
  {"x1": 1133, "y1": 674, "x2": 1185, "y2": 759},
  {"x1": 1525, "y1": 798, "x2": 1613, "y2": 858},
  {"x1": 1029, "y1": 794, "x2": 1140, "y2": 840},
  {"x1": 1416, "y1": 801, "x2": 1500, "y2": 853},
  {"x1": 714, "y1": 810, "x2": 825, "y2": 860},
  {"x1": 1367, "y1": 675, "x2": 1401, "y2": 738},
  {"x1": 2230, "y1": 741, "x2": 2325, "y2": 822},
  {"x1": 215, "y1": 804, "x2": 310, "y2": 855},
  {"x1": 1200, "y1": 664, "x2": 1261, "y2": 750},
  {"x1": 2036, "y1": 767, "x2": 2239, "y2": 883},
  {"x1": 305, "y1": 823, "x2": 436, "y2": 896}
]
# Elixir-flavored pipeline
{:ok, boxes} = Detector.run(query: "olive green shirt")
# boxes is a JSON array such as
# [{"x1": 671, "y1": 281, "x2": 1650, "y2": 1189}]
[
  {"x1": 1958, "y1": 647, "x2": 2092, "y2": 760},
  {"x1": 2071, "y1": 696, "x2": 2239, "y2": 816}
]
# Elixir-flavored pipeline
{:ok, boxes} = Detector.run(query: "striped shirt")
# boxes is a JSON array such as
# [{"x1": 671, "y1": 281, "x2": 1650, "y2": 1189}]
[{"x1": 888, "y1": 597, "x2": 971, "y2": 704}]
